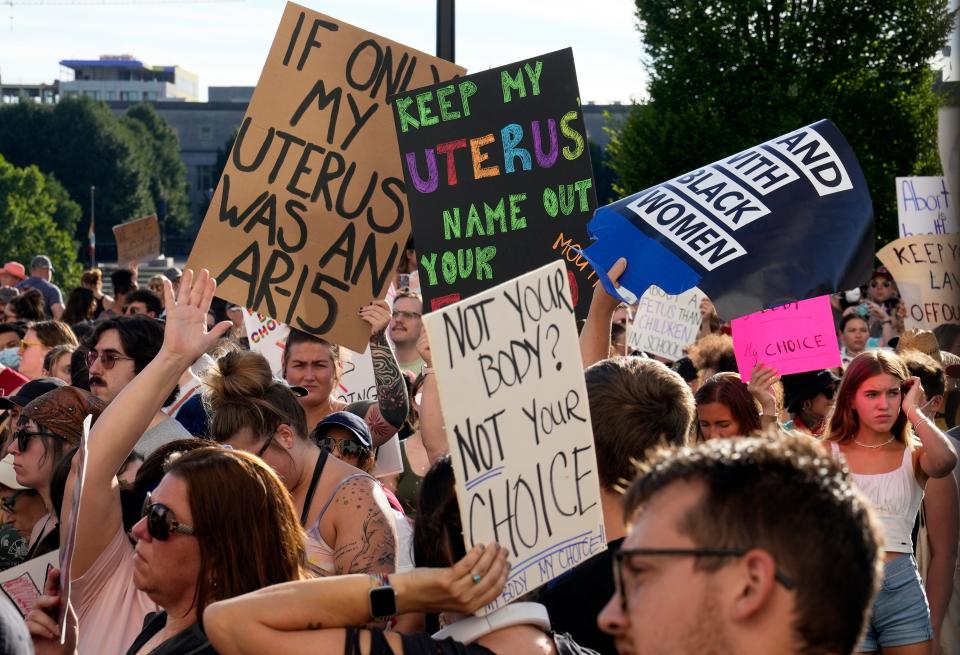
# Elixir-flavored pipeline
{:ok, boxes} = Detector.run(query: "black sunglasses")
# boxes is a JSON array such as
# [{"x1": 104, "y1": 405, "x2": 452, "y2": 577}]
[
  {"x1": 821, "y1": 385, "x2": 836, "y2": 400},
  {"x1": 141, "y1": 492, "x2": 196, "y2": 541},
  {"x1": 13, "y1": 429, "x2": 64, "y2": 453},
  {"x1": 317, "y1": 436, "x2": 369, "y2": 458},
  {"x1": 613, "y1": 547, "x2": 795, "y2": 611}
]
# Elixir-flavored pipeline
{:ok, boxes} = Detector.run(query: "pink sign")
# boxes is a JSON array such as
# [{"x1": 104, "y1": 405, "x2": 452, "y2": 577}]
[{"x1": 732, "y1": 295, "x2": 841, "y2": 381}]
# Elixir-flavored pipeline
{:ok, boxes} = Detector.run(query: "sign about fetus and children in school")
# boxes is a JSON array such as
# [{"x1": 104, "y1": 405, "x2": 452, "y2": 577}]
[
  {"x1": 628, "y1": 286, "x2": 704, "y2": 360},
  {"x1": 393, "y1": 48, "x2": 598, "y2": 318},
  {"x1": 423, "y1": 261, "x2": 606, "y2": 614},
  {"x1": 187, "y1": 2, "x2": 464, "y2": 353},
  {"x1": 580, "y1": 120, "x2": 875, "y2": 321}
]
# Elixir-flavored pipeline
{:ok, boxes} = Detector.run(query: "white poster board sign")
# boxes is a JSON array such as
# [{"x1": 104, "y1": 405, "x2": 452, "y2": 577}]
[
  {"x1": 628, "y1": 286, "x2": 704, "y2": 360},
  {"x1": 896, "y1": 176, "x2": 958, "y2": 237},
  {"x1": 0, "y1": 550, "x2": 58, "y2": 616},
  {"x1": 423, "y1": 260, "x2": 606, "y2": 614},
  {"x1": 335, "y1": 347, "x2": 377, "y2": 405},
  {"x1": 243, "y1": 309, "x2": 290, "y2": 377}
]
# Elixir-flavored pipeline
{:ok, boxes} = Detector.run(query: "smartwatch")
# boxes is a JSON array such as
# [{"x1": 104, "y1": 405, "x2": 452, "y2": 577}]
[{"x1": 368, "y1": 574, "x2": 397, "y2": 621}]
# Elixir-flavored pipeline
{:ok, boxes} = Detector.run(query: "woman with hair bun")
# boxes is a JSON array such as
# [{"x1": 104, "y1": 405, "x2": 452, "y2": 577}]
[{"x1": 204, "y1": 349, "x2": 398, "y2": 578}]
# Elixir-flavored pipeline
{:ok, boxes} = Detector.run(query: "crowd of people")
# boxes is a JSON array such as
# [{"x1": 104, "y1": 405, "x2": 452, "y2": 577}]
[{"x1": 0, "y1": 248, "x2": 956, "y2": 655}]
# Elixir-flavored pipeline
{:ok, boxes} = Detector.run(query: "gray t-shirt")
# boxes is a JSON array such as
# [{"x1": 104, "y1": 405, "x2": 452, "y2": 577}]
[
  {"x1": 16, "y1": 276, "x2": 64, "y2": 316},
  {"x1": 136, "y1": 417, "x2": 194, "y2": 458}
]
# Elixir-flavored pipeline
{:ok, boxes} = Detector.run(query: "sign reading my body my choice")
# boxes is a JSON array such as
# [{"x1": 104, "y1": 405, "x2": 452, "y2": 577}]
[
  {"x1": 423, "y1": 260, "x2": 605, "y2": 614},
  {"x1": 392, "y1": 48, "x2": 598, "y2": 316},
  {"x1": 186, "y1": 2, "x2": 464, "y2": 353}
]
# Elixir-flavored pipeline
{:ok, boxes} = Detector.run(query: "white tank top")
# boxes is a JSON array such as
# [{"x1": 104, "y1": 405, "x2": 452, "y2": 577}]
[{"x1": 830, "y1": 441, "x2": 924, "y2": 553}]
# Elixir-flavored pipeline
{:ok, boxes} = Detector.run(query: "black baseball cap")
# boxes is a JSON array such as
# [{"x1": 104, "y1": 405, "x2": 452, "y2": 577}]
[
  {"x1": 312, "y1": 411, "x2": 372, "y2": 448},
  {"x1": 0, "y1": 377, "x2": 67, "y2": 410},
  {"x1": 782, "y1": 369, "x2": 841, "y2": 413}
]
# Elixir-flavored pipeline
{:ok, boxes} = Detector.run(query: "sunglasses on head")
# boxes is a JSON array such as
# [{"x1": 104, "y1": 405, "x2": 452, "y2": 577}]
[
  {"x1": 13, "y1": 429, "x2": 64, "y2": 453},
  {"x1": 317, "y1": 436, "x2": 369, "y2": 458},
  {"x1": 86, "y1": 349, "x2": 135, "y2": 370},
  {"x1": 141, "y1": 492, "x2": 196, "y2": 541}
]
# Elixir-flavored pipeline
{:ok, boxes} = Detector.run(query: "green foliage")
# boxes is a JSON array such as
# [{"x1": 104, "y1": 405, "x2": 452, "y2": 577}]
[
  {"x1": 0, "y1": 154, "x2": 82, "y2": 290},
  {"x1": 608, "y1": 0, "x2": 955, "y2": 245},
  {"x1": 0, "y1": 96, "x2": 191, "y2": 250},
  {"x1": 122, "y1": 103, "x2": 191, "y2": 234}
]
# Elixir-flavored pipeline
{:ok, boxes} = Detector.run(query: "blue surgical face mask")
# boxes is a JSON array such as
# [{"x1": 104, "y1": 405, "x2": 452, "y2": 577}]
[{"x1": 0, "y1": 347, "x2": 20, "y2": 369}]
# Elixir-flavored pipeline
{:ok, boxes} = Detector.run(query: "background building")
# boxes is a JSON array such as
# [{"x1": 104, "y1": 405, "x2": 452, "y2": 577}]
[{"x1": 60, "y1": 55, "x2": 199, "y2": 102}]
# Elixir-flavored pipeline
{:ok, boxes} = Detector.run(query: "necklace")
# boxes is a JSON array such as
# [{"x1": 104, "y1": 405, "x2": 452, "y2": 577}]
[{"x1": 853, "y1": 436, "x2": 895, "y2": 449}]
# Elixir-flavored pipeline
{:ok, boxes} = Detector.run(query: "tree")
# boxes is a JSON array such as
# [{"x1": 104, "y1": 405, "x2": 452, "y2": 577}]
[
  {"x1": 0, "y1": 154, "x2": 82, "y2": 290},
  {"x1": 0, "y1": 96, "x2": 191, "y2": 251},
  {"x1": 122, "y1": 103, "x2": 191, "y2": 235},
  {"x1": 608, "y1": 0, "x2": 955, "y2": 245}
]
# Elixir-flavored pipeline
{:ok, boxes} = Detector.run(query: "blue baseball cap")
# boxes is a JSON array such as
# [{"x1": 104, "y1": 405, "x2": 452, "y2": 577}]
[{"x1": 312, "y1": 411, "x2": 372, "y2": 448}]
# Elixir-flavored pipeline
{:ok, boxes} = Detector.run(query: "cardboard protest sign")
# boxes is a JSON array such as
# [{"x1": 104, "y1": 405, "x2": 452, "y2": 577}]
[
  {"x1": 581, "y1": 120, "x2": 874, "y2": 320},
  {"x1": 187, "y1": 3, "x2": 464, "y2": 353},
  {"x1": 896, "y1": 177, "x2": 957, "y2": 237},
  {"x1": 243, "y1": 309, "x2": 290, "y2": 377},
  {"x1": 423, "y1": 260, "x2": 605, "y2": 613},
  {"x1": 392, "y1": 48, "x2": 597, "y2": 317},
  {"x1": 877, "y1": 234, "x2": 960, "y2": 329},
  {"x1": 112, "y1": 214, "x2": 161, "y2": 264},
  {"x1": 628, "y1": 286, "x2": 704, "y2": 360},
  {"x1": 0, "y1": 550, "x2": 57, "y2": 616},
  {"x1": 731, "y1": 295, "x2": 841, "y2": 381}
]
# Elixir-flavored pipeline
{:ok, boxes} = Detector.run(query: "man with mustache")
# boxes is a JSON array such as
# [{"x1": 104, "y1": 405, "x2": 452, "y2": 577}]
[{"x1": 86, "y1": 316, "x2": 192, "y2": 456}]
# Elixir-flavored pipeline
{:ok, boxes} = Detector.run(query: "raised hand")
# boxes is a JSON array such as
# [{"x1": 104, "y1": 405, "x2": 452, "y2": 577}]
[
  {"x1": 747, "y1": 363, "x2": 780, "y2": 416},
  {"x1": 160, "y1": 269, "x2": 233, "y2": 363},
  {"x1": 401, "y1": 542, "x2": 510, "y2": 614},
  {"x1": 359, "y1": 300, "x2": 392, "y2": 337}
]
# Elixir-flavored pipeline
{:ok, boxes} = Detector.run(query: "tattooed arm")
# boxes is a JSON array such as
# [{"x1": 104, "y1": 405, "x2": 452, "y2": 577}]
[
  {"x1": 203, "y1": 544, "x2": 508, "y2": 655},
  {"x1": 331, "y1": 476, "x2": 397, "y2": 576},
  {"x1": 360, "y1": 300, "x2": 410, "y2": 443}
]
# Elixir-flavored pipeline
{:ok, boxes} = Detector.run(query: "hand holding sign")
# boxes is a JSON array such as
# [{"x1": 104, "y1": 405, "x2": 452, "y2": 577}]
[
  {"x1": 731, "y1": 295, "x2": 841, "y2": 381},
  {"x1": 423, "y1": 260, "x2": 605, "y2": 614},
  {"x1": 581, "y1": 120, "x2": 874, "y2": 320}
]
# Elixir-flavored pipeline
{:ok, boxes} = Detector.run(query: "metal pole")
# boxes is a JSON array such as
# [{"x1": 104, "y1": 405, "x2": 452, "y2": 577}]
[
  {"x1": 88, "y1": 185, "x2": 95, "y2": 269},
  {"x1": 436, "y1": 0, "x2": 455, "y2": 62}
]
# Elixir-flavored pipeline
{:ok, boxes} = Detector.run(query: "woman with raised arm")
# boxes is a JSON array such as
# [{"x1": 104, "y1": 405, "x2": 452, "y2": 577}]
[
  {"x1": 281, "y1": 300, "x2": 409, "y2": 445},
  {"x1": 824, "y1": 350, "x2": 958, "y2": 655},
  {"x1": 65, "y1": 270, "x2": 306, "y2": 655}
]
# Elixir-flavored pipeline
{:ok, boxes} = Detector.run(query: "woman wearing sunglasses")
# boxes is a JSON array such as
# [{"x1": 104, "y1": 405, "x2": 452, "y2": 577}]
[
  {"x1": 7, "y1": 385, "x2": 105, "y2": 562},
  {"x1": 17, "y1": 320, "x2": 78, "y2": 380},
  {"x1": 203, "y1": 457, "x2": 595, "y2": 655},
  {"x1": 204, "y1": 350, "x2": 398, "y2": 579},
  {"x1": 62, "y1": 270, "x2": 307, "y2": 655},
  {"x1": 824, "y1": 351, "x2": 958, "y2": 654}
]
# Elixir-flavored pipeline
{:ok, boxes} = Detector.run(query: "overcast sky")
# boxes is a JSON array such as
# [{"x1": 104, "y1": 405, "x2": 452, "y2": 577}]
[{"x1": 0, "y1": 0, "x2": 650, "y2": 103}]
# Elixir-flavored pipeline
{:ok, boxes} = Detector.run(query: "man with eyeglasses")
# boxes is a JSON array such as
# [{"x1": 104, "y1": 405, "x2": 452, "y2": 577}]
[
  {"x1": 781, "y1": 368, "x2": 840, "y2": 436},
  {"x1": 598, "y1": 436, "x2": 884, "y2": 655},
  {"x1": 388, "y1": 290, "x2": 426, "y2": 375},
  {"x1": 87, "y1": 317, "x2": 192, "y2": 456}
]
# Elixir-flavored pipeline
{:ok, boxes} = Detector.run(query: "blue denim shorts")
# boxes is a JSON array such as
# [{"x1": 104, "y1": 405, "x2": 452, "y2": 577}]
[{"x1": 857, "y1": 554, "x2": 933, "y2": 651}]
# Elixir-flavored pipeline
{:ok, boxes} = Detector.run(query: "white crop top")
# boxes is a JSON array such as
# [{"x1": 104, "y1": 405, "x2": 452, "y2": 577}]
[{"x1": 830, "y1": 442, "x2": 924, "y2": 553}]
